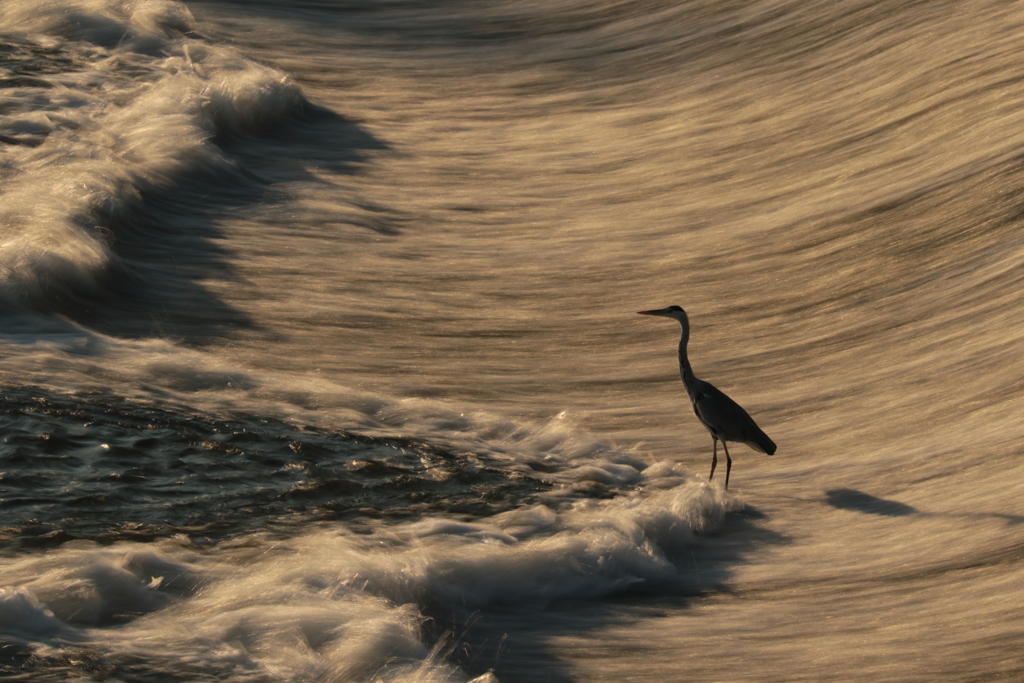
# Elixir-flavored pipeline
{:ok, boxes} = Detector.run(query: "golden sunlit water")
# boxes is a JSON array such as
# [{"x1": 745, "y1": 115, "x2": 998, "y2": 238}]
[{"x1": 1, "y1": 1, "x2": 1023, "y2": 681}]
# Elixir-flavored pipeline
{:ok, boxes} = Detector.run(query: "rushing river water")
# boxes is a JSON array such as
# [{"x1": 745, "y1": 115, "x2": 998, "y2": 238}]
[{"x1": 2, "y1": 1, "x2": 1023, "y2": 680}]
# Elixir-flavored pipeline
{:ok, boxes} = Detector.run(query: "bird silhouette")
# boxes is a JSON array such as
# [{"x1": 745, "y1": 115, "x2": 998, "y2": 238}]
[{"x1": 638, "y1": 305, "x2": 775, "y2": 488}]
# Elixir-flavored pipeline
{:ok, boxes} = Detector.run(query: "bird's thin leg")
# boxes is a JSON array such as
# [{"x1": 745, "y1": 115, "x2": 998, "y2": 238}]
[
  {"x1": 722, "y1": 440, "x2": 732, "y2": 490},
  {"x1": 710, "y1": 438, "x2": 719, "y2": 481}
]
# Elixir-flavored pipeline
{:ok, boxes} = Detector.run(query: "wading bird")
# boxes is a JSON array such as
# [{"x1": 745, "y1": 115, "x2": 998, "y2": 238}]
[{"x1": 638, "y1": 306, "x2": 775, "y2": 488}]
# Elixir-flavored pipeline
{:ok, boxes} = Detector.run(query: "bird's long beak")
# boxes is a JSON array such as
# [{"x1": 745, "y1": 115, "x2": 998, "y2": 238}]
[{"x1": 637, "y1": 309, "x2": 664, "y2": 316}]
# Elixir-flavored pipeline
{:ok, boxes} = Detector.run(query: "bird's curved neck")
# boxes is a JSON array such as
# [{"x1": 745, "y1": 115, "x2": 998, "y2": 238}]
[{"x1": 676, "y1": 316, "x2": 697, "y2": 389}]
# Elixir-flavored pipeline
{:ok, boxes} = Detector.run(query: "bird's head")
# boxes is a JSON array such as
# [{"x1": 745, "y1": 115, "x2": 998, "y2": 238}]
[{"x1": 637, "y1": 305, "x2": 687, "y2": 321}]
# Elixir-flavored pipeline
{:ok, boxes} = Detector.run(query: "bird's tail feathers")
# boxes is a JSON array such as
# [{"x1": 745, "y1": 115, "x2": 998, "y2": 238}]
[{"x1": 748, "y1": 434, "x2": 777, "y2": 456}]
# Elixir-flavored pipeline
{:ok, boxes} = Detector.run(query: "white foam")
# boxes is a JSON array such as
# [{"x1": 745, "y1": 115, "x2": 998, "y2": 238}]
[
  {"x1": 0, "y1": 543, "x2": 198, "y2": 626},
  {"x1": 0, "y1": 0, "x2": 196, "y2": 50},
  {"x1": 0, "y1": 464, "x2": 736, "y2": 681},
  {"x1": 335, "y1": 471, "x2": 734, "y2": 607}
]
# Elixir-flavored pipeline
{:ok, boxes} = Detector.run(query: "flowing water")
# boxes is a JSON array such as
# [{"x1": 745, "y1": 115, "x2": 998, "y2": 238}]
[{"x1": 2, "y1": 0, "x2": 1023, "y2": 680}]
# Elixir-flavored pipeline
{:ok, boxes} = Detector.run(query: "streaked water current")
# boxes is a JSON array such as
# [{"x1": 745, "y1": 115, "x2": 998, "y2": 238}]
[{"x1": 2, "y1": 1, "x2": 1023, "y2": 680}]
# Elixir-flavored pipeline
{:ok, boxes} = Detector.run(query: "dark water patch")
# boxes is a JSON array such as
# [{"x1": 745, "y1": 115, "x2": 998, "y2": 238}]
[
  {"x1": 0, "y1": 640, "x2": 36, "y2": 680},
  {"x1": 0, "y1": 76, "x2": 54, "y2": 89},
  {"x1": 0, "y1": 385, "x2": 551, "y2": 551},
  {"x1": 0, "y1": 41, "x2": 81, "y2": 78},
  {"x1": 0, "y1": 40, "x2": 82, "y2": 150},
  {"x1": 3, "y1": 641, "x2": 268, "y2": 683}
]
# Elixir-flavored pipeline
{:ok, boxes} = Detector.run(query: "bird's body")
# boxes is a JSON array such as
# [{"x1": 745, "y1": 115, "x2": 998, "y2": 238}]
[{"x1": 638, "y1": 305, "x2": 775, "y2": 488}]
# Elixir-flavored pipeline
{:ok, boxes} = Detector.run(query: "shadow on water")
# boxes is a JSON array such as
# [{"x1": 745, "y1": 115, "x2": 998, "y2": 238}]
[
  {"x1": 430, "y1": 505, "x2": 788, "y2": 683},
  {"x1": 824, "y1": 488, "x2": 919, "y2": 517},
  {"x1": 220, "y1": 102, "x2": 388, "y2": 183},
  {"x1": 56, "y1": 103, "x2": 389, "y2": 344},
  {"x1": 824, "y1": 487, "x2": 1024, "y2": 527}
]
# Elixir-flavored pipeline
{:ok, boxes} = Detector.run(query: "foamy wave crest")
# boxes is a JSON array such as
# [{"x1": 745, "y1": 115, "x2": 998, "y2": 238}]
[
  {"x1": 0, "y1": 0, "x2": 196, "y2": 51},
  {"x1": 0, "y1": 0, "x2": 305, "y2": 311},
  {"x1": 324, "y1": 470, "x2": 735, "y2": 607},
  {"x1": 0, "y1": 588, "x2": 67, "y2": 638},
  {"x1": 0, "y1": 472, "x2": 732, "y2": 682}
]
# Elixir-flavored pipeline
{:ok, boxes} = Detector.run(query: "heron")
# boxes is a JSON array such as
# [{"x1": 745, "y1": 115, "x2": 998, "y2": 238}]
[{"x1": 638, "y1": 305, "x2": 775, "y2": 488}]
